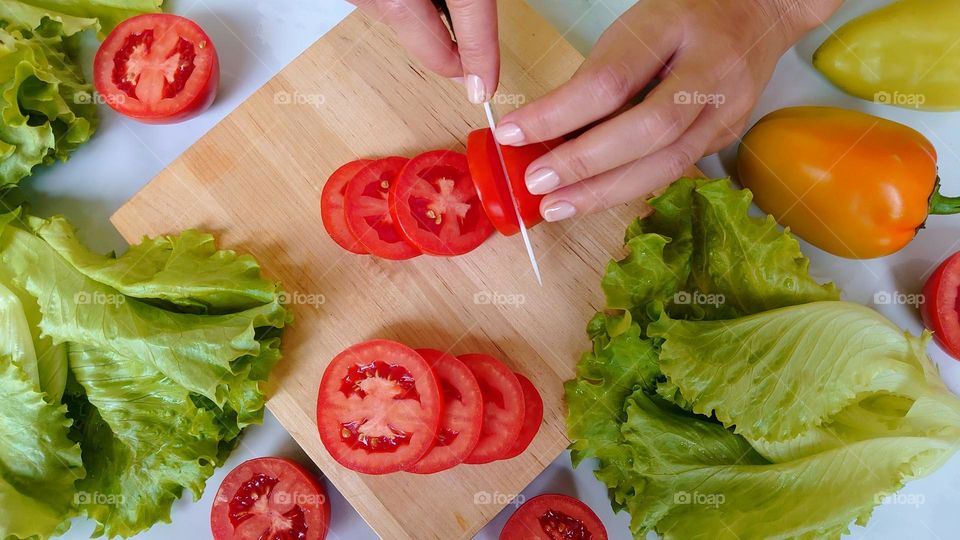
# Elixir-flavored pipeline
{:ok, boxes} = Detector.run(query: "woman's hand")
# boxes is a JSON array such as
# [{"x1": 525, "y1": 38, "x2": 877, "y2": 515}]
[
  {"x1": 494, "y1": 0, "x2": 843, "y2": 222},
  {"x1": 349, "y1": 0, "x2": 500, "y2": 103}
]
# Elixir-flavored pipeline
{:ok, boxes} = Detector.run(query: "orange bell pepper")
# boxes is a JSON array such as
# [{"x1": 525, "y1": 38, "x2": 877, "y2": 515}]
[{"x1": 737, "y1": 106, "x2": 956, "y2": 259}]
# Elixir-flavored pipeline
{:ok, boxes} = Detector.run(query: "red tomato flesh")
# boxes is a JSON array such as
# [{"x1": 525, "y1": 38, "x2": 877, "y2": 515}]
[
  {"x1": 406, "y1": 349, "x2": 484, "y2": 474},
  {"x1": 922, "y1": 251, "x2": 960, "y2": 360},
  {"x1": 94, "y1": 14, "x2": 219, "y2": 123},
  {"x1": 466, "y1": 129, "x2": 563, "y2": 236},
  {"x1": 344, "y1": 157, "x2": 422, "y2": 260},
  {"x1": 211, "y1": 457, "x2": 330, "y2": 540},
  {"x1": 500, "y1": 494, "x2": 607, "y2": 540},
  {"x1": 501, "y1": 373, "x2": 543, "y2": 460},
  {"x1": 316, "y1": 340, "x2": 441, "y2": 474},
  {"x1": 458, "y1": 353, "x2": 525, "y2": 464},
  {"x1": 321, "y1": 160, "x2": 371, "y2": 254},
  {"x1": 390, "y1": 150, "x2": 495, "y2": 256}
]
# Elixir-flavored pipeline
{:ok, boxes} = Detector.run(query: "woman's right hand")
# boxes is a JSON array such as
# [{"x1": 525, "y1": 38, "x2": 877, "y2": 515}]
[{"x1": 350, "y1": 0, "x2": 501, "y2": 103}]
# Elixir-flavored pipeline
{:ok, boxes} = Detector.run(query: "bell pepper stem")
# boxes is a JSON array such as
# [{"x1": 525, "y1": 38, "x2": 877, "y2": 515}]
[{"x1": 928, "y1": 178, "x2": 960, "y2": 215}]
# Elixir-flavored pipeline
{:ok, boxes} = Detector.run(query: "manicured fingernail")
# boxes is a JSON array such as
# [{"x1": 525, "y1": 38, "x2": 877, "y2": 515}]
[
  {"x1": 526, "y1": 168, "x2": 560, "y2": 194},
  {"x1": 450, "y1": 76, "x2": 465, "y2": 85},
  {"x1": 543, "y1": 201, "x2": 577, "y2": 222},
  {"x1": 466, "y1": 74, "x2": 486, "y2": 104},
  {"x1": 495, "y1": 123, "x2": 525, "y2": 145}
]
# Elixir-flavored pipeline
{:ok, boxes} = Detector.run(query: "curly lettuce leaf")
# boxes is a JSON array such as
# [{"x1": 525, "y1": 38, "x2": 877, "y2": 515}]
[{"x1": 1, "y1": 0, "x2": 162, "y2": 38}]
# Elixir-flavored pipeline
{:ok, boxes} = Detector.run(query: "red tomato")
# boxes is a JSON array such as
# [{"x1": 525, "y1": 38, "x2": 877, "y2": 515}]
[
  {"x1": 466, "y1": 129, "x2": 563, "y2": 236},
  {"x1": 922, "y1": 251, "x2": 960, "y2": 360},
  {"x1": 210, "y1": 457, "x2": 330, "y2": 540},
  {"x1": 389, "y1": 150, "x2": 495, "y2": 256},
  {"x1": 344, "y1": 157, "x2": 422, "y2": 260},
  {"x1": 500, "y1": 494, "x2": 607, "y2": 540},
  {"x1": 94, "y1": 14, "x2": 219, "y2": 124},
  {"x1": 321, "y1": 160, "x2": 371, "y2": 254},
  {"x1": 458, "y1": 353, "x2": 525, "y2": 464},
  {"x1": 406, "y1": 349, "x2": 484, "y2": 474},
  {"x1": 500, "y1": 373, "x2": 543, "y2": 460},
  {"x1": 316, "y1": 340, "x2": 441, "y2": 474}
]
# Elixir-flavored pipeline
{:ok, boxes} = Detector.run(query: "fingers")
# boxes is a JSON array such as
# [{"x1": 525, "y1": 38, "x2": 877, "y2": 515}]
[
  {"x1": 352, "y1": 0, "x2": 462, "y2": 78},
  {"x1": 446, "y1": 0, "x2": 500, "y2": 103}
]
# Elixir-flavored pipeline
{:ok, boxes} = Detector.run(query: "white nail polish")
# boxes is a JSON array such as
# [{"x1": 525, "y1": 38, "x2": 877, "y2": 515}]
[
  {"x1": 543, "y1": 201, "x2": 577, "y2": 222},
  {"x1": 466, "y1": 74, "x2": 486, "y2": 104}
]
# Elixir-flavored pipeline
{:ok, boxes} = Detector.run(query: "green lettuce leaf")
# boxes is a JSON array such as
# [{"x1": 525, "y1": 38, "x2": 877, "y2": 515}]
[{"x1": 1, "y1": 0, "x2": 163, "y2": 38}]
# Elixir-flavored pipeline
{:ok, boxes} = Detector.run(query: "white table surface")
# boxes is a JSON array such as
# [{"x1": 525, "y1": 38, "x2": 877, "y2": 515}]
[{"x1": 43, "y1": 1, "x2": 960, "y2": 539}]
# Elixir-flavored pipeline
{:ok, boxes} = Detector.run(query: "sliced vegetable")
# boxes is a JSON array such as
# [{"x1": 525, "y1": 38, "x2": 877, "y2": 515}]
[
  {"x1": 93, "y1": 13, "x2": 219, "y2": 123},
  {"x1": 406, "y1": 348, "x2": 483, "y2": 474},
  {"x1": 321, "y1": 159, "x2": 371, "y2": 254},
  {"x1": 390, "y1": 150, "x2": 494, "y2": 256},
  {"x1": 459, "y1": 353, "x2": 525, "y2": 464},
  {"x1": 922, "y1": 251, "x2": 960, "y2": 360},
  {"x1": 316, "y1": 340, "x2": 441, "y2": 474},
  {"x1": 501, "y1": 373, "x2": 543, "y2": 460},
  {"x1": 500, "y1": 494, "x2": 607, "y2": 540},
  {"x1": 211, "y1": 457, "x2": 330, "y2": 540},
  {"x1": 344, "y1": 157, "x2": 421, "y2": 260}
]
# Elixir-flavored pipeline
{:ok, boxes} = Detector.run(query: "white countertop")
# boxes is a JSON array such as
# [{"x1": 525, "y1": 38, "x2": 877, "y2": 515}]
[{"x1": 45, "y1": 1, "x2": 960, "y2": 539}]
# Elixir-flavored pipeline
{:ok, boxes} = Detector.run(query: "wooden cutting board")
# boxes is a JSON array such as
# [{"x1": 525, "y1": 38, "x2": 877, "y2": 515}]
[{"x1": 111, "y1": 2, "x2": 700, "y2": 538}]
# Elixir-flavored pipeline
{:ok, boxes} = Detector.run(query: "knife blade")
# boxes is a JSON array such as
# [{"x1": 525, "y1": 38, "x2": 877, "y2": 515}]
[{"x1": 482, "y1": 101, "x2": 543, "y2": 286}]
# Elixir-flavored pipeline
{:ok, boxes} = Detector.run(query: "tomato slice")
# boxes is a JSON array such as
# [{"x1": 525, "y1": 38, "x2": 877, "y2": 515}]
[
  {"x1": 321, "y1": 160, "x2": 371, "y2": 254},
  {"x1": 458, "y1": 353, "x2": 525, "y2": 464},
  {"x1": 389, "y1": 150, "x2": 495, "y2": 256},
  {"x1": 210, "y1": 457, "x2": 330, "y2": 540},
  {"x1": 316, "y1": 340, "x2": 441, "y2": 474},
  {"x1": 922, "y1": 251, "x2": 960, "y2": 360},
  {"x1": 500, "y1": 373, "x2": 543, "y2": 460},
  {"x1": 344, "y1": 157, "x2": 422, "y2": 260},
  {"x1": 406, "y1": 349, "x2": 484, "y2": 474},
  {"x1": 94, "y1": 14, "x2": 219, "y2": 124},
  {"x1": 499, "y1": 494, "x2": 607, "y2": 540},
  {"x1": 466, "y1": 129, "x2": 563, "y2": 236}
]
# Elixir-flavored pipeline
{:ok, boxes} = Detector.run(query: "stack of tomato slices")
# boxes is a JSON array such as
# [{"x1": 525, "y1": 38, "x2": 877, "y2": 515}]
[
  {"x1": 315, "y1": 340, "x2": 543, "y2": 475},
  {"x1": 320, "y1": 130, "x2": 563, "y2": 259}
]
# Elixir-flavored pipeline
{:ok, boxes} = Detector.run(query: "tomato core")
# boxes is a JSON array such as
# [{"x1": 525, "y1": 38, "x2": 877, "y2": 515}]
[
  {"x1": 112, "y1": 29, "x2": 199, "y2": 102},
  {"x1": 538, "y1": 509, "x2": 592, "y2": 540},
  {"x1": 337, "y1": 361, "x2": 424, "y2": 453},
  {"x1": 227, "y1": 473, "x2": 310, "y2": 540}
]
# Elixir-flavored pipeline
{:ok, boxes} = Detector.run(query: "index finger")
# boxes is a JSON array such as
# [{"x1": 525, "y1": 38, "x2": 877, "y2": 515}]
[{"x1": 446, "y1": 0, "x2": 501, "y2": 103}]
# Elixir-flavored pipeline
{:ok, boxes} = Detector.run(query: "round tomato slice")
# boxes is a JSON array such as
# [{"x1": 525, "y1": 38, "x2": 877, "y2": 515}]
[
  {"x1": 458, "y1": 353, "x2": 525, "y2": 464},
  {"x1": 922, "y1": 251, "x2": 960, "y2": 360},
  {"x1": 500, "y1": 494, "x2": 607, "y2": 540},
  {"x1": 501, "y1": 373, "x2": 543, "y2": 460},
  {"x1": 344, "y1": 158, "x2": 422, "y2": 260},
  {"x1": 466, "y1": 129, "x2": 563, "y2": 236},
  {"x1": 210, "y1": 457, "x2": 330, "y2": 540},
  {"x1": 321, "y1": 160, "x2": 371, "y2": 254},
  {"x1": 94, "y1": 14, "x2": 219, "y2": 124},
  {"x1": 390, "y1": 150, "x2": 495, "y2": 256},
  {"x1": 406, "y1": 349, "x2": 484, "y2": 474},
  {"x1": 316, "y1": 340, "x2": 441, "y2": 474}
]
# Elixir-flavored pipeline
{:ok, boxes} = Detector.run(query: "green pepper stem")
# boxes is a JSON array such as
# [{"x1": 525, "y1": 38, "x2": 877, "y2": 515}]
[{"x1": 929, "y1": 178, "x2": 960, "y2": 215}]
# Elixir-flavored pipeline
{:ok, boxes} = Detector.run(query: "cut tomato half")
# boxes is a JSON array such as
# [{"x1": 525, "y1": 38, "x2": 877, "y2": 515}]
[
  {"x1": 344, "y1": 157, "x2": 421, "y2": 260},
  {"x1": 499, "y1": 494, "x2": 607, "y2": 540},
  {"x1": 390, "y1": 150, "x2": 495, "y2": 256},
  {"x1": 316, "y1": 340, "x2": 441, "y2": 474},
  {"x1": 458, "y1": 353, "x2": 525, "y2": 464},
  {"x1": 466, "y1": 129, "x2": 563, "y2": 236},
  {"x1": 406, "y1": 349, "x2": 484, "y2": 474},
  {"x1": 922, "y1": 251, "x2": 960, "y2": 360},
  {"x1": 94, "y1": 14, "x2": 219, "y2": 124},
  {"x1": 321, "y1": 159, "x2": 371, "y2": 254},
  {"x1": 210, "y1": 457, "x2": 330, "y2": 540},
  {"x1": 501, "y1": 373, "x2": 543, "y2": 460}
]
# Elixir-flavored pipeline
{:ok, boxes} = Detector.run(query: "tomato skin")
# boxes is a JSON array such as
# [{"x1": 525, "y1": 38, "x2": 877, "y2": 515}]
[
  {"x1": 922, "y1": 252, "x2": 960, "y2": 360},
  {"x1": 458, "y1": 353, "x2": 525, "y2": 464},
  {"x1": 210, "y1": 457, "x2": 330, "y2": 540},
  {"x1": 94, "y1": 14, "x2": 220, "y2": 124},
  {"x1": 500, "y1": 494, "x2": 607, "y2": 540},
  {"x1": 316, "y1": 340, "x2": 441, "y2": 474},
  {"x1": 500, "y1": 373, "x2": 543, "y2": 460},
  {"x1": 344, "y1": 158, "x2": 422, "y2": 260},
  {"x1": 321, "y1": 160, "x2": 371, "y2": 254}
]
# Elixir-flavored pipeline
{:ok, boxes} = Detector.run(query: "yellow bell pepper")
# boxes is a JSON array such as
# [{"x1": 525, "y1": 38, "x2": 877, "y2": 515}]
[{"x1": 814, "y1": 0, "x2": 960, "y2": 111}]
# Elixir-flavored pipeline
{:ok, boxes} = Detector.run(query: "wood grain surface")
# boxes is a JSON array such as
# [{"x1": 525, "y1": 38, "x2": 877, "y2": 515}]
[{"x1": 111, "y1": 2, "x2": 701, "y2": 538}]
